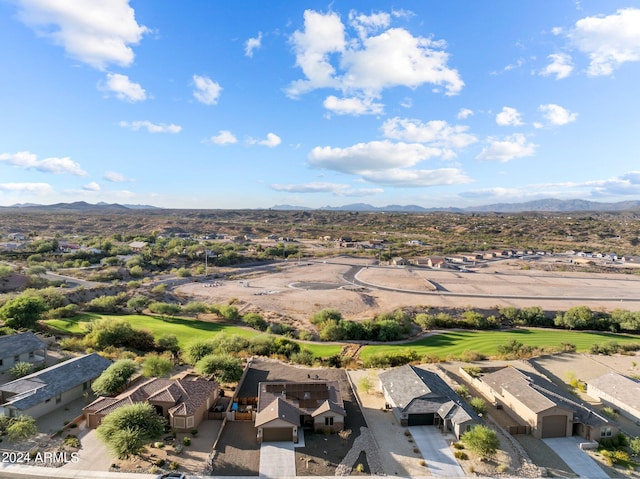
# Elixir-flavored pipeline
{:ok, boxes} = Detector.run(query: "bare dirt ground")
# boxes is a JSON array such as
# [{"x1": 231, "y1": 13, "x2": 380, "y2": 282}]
[{"x1": 178, "y1": 256, "x2": 640, "y2": 327}]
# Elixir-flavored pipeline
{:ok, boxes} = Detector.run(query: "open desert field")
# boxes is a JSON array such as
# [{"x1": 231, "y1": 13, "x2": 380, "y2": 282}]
[{"x1": 177, "y1": 256, "x2": 640, "y2": 325}]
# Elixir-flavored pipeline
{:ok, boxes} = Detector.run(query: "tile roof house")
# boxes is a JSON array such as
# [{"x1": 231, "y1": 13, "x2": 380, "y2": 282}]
[
  {"x1": 587, "y1": 372, "x2": 640, "y2": 422},
  {"x1": 378, "y1": 364, "x2": 478, "y2": 438},
  {"x1": 0, "y1": 332, "x2": 48, "y2": 372},
  {"x1": 0, "y1": 353, "x2": 111, "y2": 419},
  {"x1": 476, "y1": 366, "x2": 614, "y2": 440},
  {"x1": 254, "y1": 381, "x2": 346, "y2": 443},
  {"x1": 84, "y1": 376, "x2": 218, "y2": 431}
]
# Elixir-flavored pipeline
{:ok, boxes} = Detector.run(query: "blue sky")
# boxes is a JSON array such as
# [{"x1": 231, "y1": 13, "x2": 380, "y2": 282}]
[{"x1": 1, "y1": 1, "x2": 640, "y2": 209}]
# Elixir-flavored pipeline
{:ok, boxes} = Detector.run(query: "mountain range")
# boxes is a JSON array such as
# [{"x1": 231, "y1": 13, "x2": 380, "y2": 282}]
[{"x1": 1, "y1": 199, "x2": 640, "y2": 213}]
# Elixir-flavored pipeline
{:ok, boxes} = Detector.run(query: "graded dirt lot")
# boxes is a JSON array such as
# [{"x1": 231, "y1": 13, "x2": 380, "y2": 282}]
[{"x1": 178, "y1": 256, "x2": 640, "y2": 326}]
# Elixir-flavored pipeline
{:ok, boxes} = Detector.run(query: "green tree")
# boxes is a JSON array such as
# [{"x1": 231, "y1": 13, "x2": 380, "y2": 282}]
[
  {"x1": 184, "y1": 340, "x2": 215, "y2": 364},
  {"x1": 96, "y1": 403, "x2": 166, "y2": 458},
  {"x1": 142, "y1": 354, "x2": 173, "y2": 378},
  {"x1": 195, "y1": 354, "x2": 243, "y2": 382},
  {"x1": 156, "y1": 334, "x2": 180, "y2": 357},
  {"x1": 0, "y1": 295, "x2": 47, "y2": 329},
  {"x1": 9, "y1": 361, "x2": 34, "y2": 379},
  {"x1": 127, "y1": 295, "x2": 149, "y2": 313},
  {"x1": 7, "y1": 416, "x2": 38, "y2": 442},
  {"x1": 461, "y1": 425, "x2": 500, "y2": 460},
  {"x1": 470, "y1": 397, "x2": 488, "y2": 415},
  {"x1": 92, "y1": 359, "x2": 137, "y2": 396}
]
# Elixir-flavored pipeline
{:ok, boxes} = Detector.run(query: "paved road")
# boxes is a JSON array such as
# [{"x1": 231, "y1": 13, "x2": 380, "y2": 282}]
[
  {"x1": 409, "y1": 426, "x2": 465, "y2": 477},
  {"x1": 543, "y1": 437, "x2": 609, "y2": 479}
]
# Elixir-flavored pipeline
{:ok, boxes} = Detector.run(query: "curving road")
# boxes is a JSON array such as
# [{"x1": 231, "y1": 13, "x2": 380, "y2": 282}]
[{"x1": 340, "y1": 265, "x2": 640, "y2": 303}]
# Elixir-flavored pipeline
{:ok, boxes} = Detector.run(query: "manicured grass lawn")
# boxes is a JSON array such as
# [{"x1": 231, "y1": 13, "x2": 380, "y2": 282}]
[
  {"x1": 44, "y1": 313, "x2": 343, "y2": 358},
  {"x1": 300, "y1": 342, "x2": 342, "y2": 358},
  {"x1": 358, "y1": 328, "x2": 640, "y2": 360},
  {"x1": 45, "y1": 313, "x2": 260, "y2": 345}
]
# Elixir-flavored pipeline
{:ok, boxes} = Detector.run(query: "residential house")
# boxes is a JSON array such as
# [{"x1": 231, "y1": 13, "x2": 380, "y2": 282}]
[
  {"x1": 84, "y1": 375, "x2": 218, "y2": 431},
  {"x1": 0, "y1": 332, "x2": 48, "y2": 372},
  {"x1": 255, "y1": 381, "x2": 345, "y2": 443},
  {"x1": 128, "y1": 241, "x2": 148, "y2": 251},
  {"x1": 427, "y1": 256, "x2": 447, "y2": 269},
  {"x1": 391, "y1": 257, "x2": 409, "y2": 266},
  {"x1": 587, "y1": 372, "x2": 640, "y2": 422},
  {"x1": 0, "y1": 353, "x2": 111, "y2": 419},
  {"x1": 378, "y1": 364, "x2": 478, "y2": 438},
  {"x1": 473, "y1": 366, "x2": 614, "y2": 440}
]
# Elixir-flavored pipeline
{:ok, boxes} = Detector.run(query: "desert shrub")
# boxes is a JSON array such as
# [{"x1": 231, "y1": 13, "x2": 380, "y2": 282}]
[
  {"x1": 182, "y1": 437, "x2": 191, "y2": 446},
  {"x1": 291, "y1": 349, "x2": 315, "y2": 366},
  {"x1": 362, "y1": 349, "x2": 420, "y2": 368},
  {"x1": 455, "y1": 385, "x2": 471, "y2": 399},
  {"x1": 453, "y1": 442, "x2": 465, "y2": 449},
  {"x1": 242, "y1": 313, "x2": 268, "y2": 331},
  {"x1": 459, "y1": 350, "x2": 487, "y2": 362},
  {"x1": 148, "y1": 301, "x2": 181, "y2": 315},
  {"x1": 463, "y1": 366, "x2": 482, "y2": 378},
  {"x1": 461, "y1": 425, "x2": 499, "y2": 460},
  {"x1": 63, "y1": 435, "x2": 81, "y2": 448},
  {"x1": 454, "y1": 451, "x2": 468, "y2": 460},
  {"x1": 9, "y1": 361, "x2": 34, "y2": 379},
  {"x1": 182, "y1": 301, "x2": 208, "y2": 315},
  {"x1": 195, "y1": 354, "x2": 243, "y2": 382},
  {"x1": 6, "y1": 416, "x2": 37, "y2": 442},
  {"x1": 470, "y1": 397, "x2": 488, "y2": 415}
]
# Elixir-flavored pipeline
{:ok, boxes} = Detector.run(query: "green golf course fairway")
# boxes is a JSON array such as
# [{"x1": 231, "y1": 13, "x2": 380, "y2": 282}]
[
  {"x1": 44, "y1": 313, "x2": 343, "y2": 357},
  {"x1": 359, "y1": 329, "x2": 640, "y2": 360}
]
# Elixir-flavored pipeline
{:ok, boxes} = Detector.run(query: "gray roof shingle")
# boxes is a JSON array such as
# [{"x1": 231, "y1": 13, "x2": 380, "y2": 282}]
[
  {"x1": 0, "y1": 332, "x2": 47, "y2": 358},
  {"x1": 1, "y1": 353, "x2": 111, "y2": 411}
]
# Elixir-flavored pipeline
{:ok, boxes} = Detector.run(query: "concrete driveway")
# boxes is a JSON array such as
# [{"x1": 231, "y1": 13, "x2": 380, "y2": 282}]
[
  {"x1": 63, "y1": 426, "x2": 115, "y2": 471},
  {"x1": 409, "y1": 426, "x2": 465, "y2": 477},
  {"x1": 259, "y1": 441, "x2": 295, "y2": 478},
  {"x1": 543, "y1": 437, "x2": 609, "y2": 479}
]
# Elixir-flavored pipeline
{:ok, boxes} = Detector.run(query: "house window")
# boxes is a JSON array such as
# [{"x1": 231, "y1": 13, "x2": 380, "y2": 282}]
[
  {"x1": 601, "y1": 427, "x2": 612, "y2": 437},
  {"x1": 466, "y1": 424, "x2": 473, "y2": 432},
  {"x1": 14, "y1": 355, "x2": 19, "y2": 363},
  {"x1": 186, "y1": 416, "x2": 194, "y2": 428},
  {"x1": 325, "y1": 416, "x2": 334, "y2": 426},
  {"x1": 55, "y1": 393, "x2": 62, "y2": 404},
  {"x1": 29, "y1": 352, "x2": 35, "y2": 359},
  {"x1": 0, "y1": 359, "x2": 3, "y2": 366},
  {"x1": 83, "y1": 381, "x2": 90, "y2": 391}
]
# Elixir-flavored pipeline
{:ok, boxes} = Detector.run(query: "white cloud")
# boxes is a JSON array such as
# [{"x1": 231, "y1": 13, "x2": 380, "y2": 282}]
[
  {"x1": 209, "y1": 130, "x2": 238, "y2": 145},
  {"x1": 0, "y1": 182, "x2": 53, "y2": 195},
  {"x1": 258, "y1": 133, "x2": 281, "y2": 148},
  {"x1": 538, "y1": 104, "x2": 578, "y2": 126},
  {"x1": 348, "y1": 10, "x2": 391, "y2": 39},
  {"x1": 119, "y1": 120, "x2": 182, "y2": 133},
  {"x1": 496, "y1": 107, "x2": 523, "y2": 126},
  {"x1": 340, "y1": 28, "x2": 463, "y2": 96},
  {"x1": 271, "y1": 182, "x2": 383, "y2": 197},
  {"x1": 83, "y1": 181, "x2": 100, "y2": 191},
  {"x1": 540, "y1": 53, "x2": 574, "y2": 79},
  {"x1": 585, "y1": 171, "x2": 640, "y2": 196},
  {"x1": 400, "y1": 97, "x2": 413, "y2": 108},
  {"x1": 14, "y1": 0, "x2": 148, "y2": 70},
  {"x1": 381, "y1": 117, "x2": 477, "y2": 149},
  {"x1": 323, "y1": 95, "x2": 384, "y2": 116},
  {"x1": 288, "y1": 10, "x2": 346, "y2": 96},
  {"x1": 566, "y1": 8, "x2": 640, "y2": 76},
  {"x1": 245, "y1": 32, "x2": 262, "y2": 57},
  {"x1": 457, "y1": 108, "x2": 474, "y2": 119},
  {"x1": 102, "y1": 73, "x2": 146, "y2": 102},
  {"x1": 309, "y1": 140, "x2": 440, "y2": 174},
  {"x1": 476, "y1": 134, "x2": 537, "y2": 162},
  {"x1": 0, "y1": 151, "x2": 87, "y2": 176},
  {"x1": 359, "y1": 168, "x2": 472, "y2": 187},
  {"x1": 103, "y1": 171, "x2": 133, "y2": 182},
  {"x1": 192, "y1": 75, "x2": 222, "y2": 105},
  {"x1": 287, "y1": 9, "x2": 463, "y2": 109}
]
